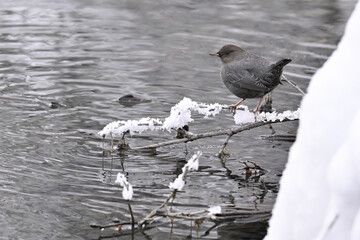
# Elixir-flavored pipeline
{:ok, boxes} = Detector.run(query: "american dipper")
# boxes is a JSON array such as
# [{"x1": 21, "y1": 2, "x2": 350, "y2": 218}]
[{"x1": 210, "y1": 44, "x2": 291, "y2": 113}]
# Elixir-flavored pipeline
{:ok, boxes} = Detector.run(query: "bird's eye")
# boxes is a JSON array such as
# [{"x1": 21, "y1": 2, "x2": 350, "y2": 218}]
[{"x1": 222, "y1": 51, "x2": 232, "y2": 56}]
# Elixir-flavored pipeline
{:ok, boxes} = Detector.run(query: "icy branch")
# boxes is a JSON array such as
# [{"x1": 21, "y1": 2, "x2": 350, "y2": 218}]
[{"x1": 98, "y1": 97, "x2": 300, "y2": 139}]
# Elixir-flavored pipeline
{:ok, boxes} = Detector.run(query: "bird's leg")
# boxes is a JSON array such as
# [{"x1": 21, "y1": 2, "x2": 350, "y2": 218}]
[
  {"x1": 253, "y1": 97, "x2": 263, "y2": 113},
  {"x1": 230, "y1": 99, "x2": 246, "y2": 115}
]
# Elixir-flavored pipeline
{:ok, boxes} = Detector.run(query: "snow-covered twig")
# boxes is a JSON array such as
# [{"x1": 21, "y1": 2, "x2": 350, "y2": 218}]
[
  {"x1": 98, "y1": 97, "x2": 299, "y2": 139},
  {"x1": 98, "y1": 98, "x2": 226, "y2": 138},
  {"x1": 115, "y1": 173, "x2": 135, "y2": 229},
  {"x1": 138, "y1": 151, "x2": 202, "y2": 228},
  {"x1": 99, "y1": 98, "x2": 299, "y2": 155},
  {"x1": 115, "y1": 173, "x2": 133, "y2": 201}
]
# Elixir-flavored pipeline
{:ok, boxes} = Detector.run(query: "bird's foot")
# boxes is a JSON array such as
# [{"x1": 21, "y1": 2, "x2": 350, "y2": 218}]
[
  {"x1": 251, "y1": 108, "x2": 259, "y2": 114},
  {"x1": 229, "y1": 105, "x2": 238, "y2": 115},
  {"x1": 251, "y1": 109, "x2": 262, "y2": 122},
  {"x1": 229, "y1": 99, "x2": 246, "y2": 115}
]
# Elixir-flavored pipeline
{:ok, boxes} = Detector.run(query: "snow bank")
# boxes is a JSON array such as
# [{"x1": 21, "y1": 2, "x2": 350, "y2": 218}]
[{"x1": 265, "y1": 1, "x2": 360, "y2": 240}]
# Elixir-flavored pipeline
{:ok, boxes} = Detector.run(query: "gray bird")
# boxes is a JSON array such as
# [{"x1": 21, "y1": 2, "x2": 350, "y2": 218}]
[{"x1": 210, "y1": 44, "x2": 291, "y2": 113}]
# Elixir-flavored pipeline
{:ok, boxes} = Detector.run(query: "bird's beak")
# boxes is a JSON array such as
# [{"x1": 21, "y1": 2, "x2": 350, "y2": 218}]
[{"x1": 209, "y1": 52, "x2": 219, "y2": 57}]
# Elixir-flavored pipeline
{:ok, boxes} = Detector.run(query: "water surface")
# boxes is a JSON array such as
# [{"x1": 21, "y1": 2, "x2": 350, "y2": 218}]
[{"x1": 0, "y1": 0, "x2": 356, "y2": 239}]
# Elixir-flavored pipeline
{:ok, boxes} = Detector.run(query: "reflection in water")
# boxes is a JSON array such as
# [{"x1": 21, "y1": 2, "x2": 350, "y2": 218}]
[{"x1": 0, "y1": 0, "x2": 356, "y2": 239}]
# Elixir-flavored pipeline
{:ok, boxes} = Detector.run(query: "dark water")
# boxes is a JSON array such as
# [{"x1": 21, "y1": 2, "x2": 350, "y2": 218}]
[{"x1": 0, "y1": 0, "x2": 355, "y2": 239}]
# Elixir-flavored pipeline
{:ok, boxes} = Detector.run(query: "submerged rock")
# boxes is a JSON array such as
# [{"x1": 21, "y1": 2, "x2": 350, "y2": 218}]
[
  {"x1": 118, "y1": 94, "x2": 150, "y2": 107},
  {"x1": 50, "y1": 101, "x2": 64, "y2": 109}
]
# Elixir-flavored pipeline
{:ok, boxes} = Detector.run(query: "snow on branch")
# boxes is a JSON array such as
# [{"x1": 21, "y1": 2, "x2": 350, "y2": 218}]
[
  {"x1": 98, "y1": 97, "x2": 300, "y2": 139},
  {"x1": 115, "y1": 173, "x2": 133, "y2": 200},
  {"x1": 169, "y1": 151, "x2": 201, "y2": 191},
  {"x1": 137, "y1": 151, "x2": 203, "y2": 228}
]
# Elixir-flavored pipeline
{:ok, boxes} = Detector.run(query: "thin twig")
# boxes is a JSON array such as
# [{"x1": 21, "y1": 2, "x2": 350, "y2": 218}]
[
  {"x1": 217, "y1": 131, "x2": 234, "y2": 158},
  {"x1": 156, "y1": 212, "x2": 216, "y2": 221},
  {"x1": 247, "y1": 160, "x2": 266, "y2": 171},
  {"x1": 282, "y1": 75, "x2": 306, "y2": 95},
  {"x1": 137, "y1": 190, "x2": 177, "y2": 228},
  {"x1": 90, "y1": 221, "x2": 136, "y2": 229},
  {"x1": 128, "y1": 201, "x2": 135, "y2": 230},
  {"x1": 146, "y1": 209, "x2": 271, "y2": 221},
  {"x1": 261, "y1": 134, "x2": 296, "y2": 142}
]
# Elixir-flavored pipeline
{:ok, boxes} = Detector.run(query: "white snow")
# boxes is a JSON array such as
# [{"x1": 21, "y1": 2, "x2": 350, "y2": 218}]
[
  {"x1": 258, "y1": 109, "x2": 300, "y2": 122},
  {"x1": 183, "y1": 151, "x2": 201, "y2": 171},
  {"x1": 208, "y1": 206, "x2": 222, "y2": 219},
  {"x1": 99, "y1": 97, "x2": 299, "y2": 138},
  {"x1": 265, "y1": 2, "x2": 360, "y2": 240},
  {"x1": 121, "y1": 184, "x2": 133, "y2": 201},
  {"x1": 162, "y1": 97, "x2": 199, "y2": 131},
  {"x1": 115, "y1": 173, "x2": 133, "y2": 200},
  {"x1": 208, "y1": 206, "x2": 222, "y2": 215},
  {"x1": 169, "y1": 151, "x2": 202, "y2": 191},
  {"x1": 169, "y1": 173, "x2": 186, "y2": 191},
  {"x1": 233, "y1": 107, "x2": 300, "y2": 124},
  {"x1": 233, "y1": 106, "x2": 255, "y2": 124},
  {"x1": 98, "y1": 117, "x2": 163, "y2": 137}
]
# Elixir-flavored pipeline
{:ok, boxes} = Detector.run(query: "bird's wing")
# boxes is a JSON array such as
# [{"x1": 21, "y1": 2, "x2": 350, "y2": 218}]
[{"x1": 224, "y1": 63, "x2": 271, "y2": 92}]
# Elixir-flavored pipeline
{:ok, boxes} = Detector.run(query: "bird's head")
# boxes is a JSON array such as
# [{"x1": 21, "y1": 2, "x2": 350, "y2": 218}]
[{"x1": 210, "y1": 44, "x2": 245, "y2": 64}]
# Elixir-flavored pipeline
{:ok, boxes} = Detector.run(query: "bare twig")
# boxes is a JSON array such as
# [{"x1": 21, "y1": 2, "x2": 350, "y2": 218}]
[
  {"x1": 282, "y1": 75, "x2": 306, "y2": 95},
  {"x1": 261, "y1": 134, "x2": 296, "y2": 142},
  {"x1": 90, "y1": 221, "x2": 135, "y2": 229},
  {"x1": 152, "y1": 208, "x2": 271, "y2": 222},
  {"x1": 137, "y1": 187, "x2": 177, "y2": 228},
  {"x1": 128, "y1": 201, "x2": 135, "y2": 230},
  {"x1": 118, "y1": 132, "x2": 130, "y2": 149},
  {"x1": 246, "y1": 160, "x2": 266, "y2": 171},
  {"x1": 218, "y1": 131, "x2": 235, "y2": 158},
  {"x1": 156, "y1": 211, "x2": 216, "y2": 221}
]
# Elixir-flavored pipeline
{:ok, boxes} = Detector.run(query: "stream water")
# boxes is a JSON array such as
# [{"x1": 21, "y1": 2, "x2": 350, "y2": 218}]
[{"x1": 0, "y1": 0, "x2": 356, "y2": 239}]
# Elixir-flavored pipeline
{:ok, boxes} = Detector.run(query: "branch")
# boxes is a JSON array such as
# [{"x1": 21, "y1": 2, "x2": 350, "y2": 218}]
[
  {"x1": 133, "y1": 118, "x2": 297, "y2": 150},
  {"x1": 282, "y1": 75, "x2": 306, "y2": 95},
  {"x1": 137, "y1": 190, "x2": 177, "y2": 228},
  {"x1": 261, "y1": 134, "x2": 296, "y2": 142},
  {"x1": 147, "y1": 208, "x2": 271, "y2": 222}
]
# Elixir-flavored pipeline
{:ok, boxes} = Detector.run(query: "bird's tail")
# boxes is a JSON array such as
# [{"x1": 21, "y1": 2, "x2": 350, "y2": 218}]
[
  {"x1": 267, "y1": 59, "x2": 291, "y2": 81},
  {"x1": 271, "y1": 59, "x2": 291, "y2": 71}
]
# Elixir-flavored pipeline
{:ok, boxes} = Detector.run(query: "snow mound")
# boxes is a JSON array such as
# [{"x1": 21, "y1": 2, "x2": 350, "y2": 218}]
[{"x1": 265, "y1": 2, "x2": 360, "y2": 240}]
